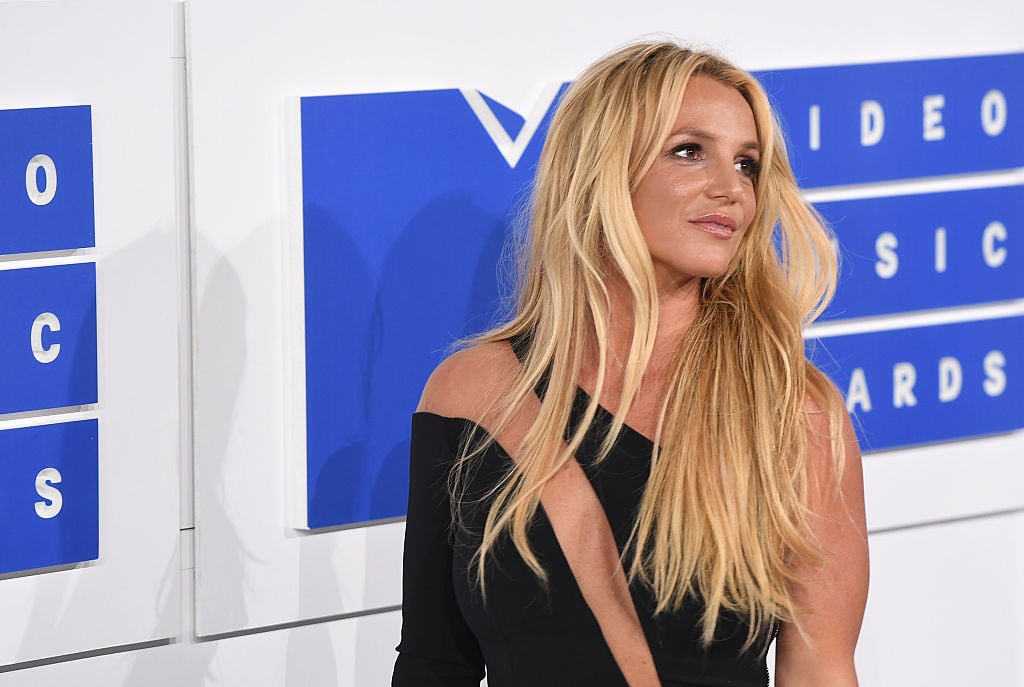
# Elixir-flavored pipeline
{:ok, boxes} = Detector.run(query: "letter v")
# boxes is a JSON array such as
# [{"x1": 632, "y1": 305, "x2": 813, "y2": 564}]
[{"x1": 460, "y1": 84, "x2": 563, "y2": 169}]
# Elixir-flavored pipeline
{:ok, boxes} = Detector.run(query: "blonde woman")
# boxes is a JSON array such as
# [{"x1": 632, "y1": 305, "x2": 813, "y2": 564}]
[{"x1": 393, "y1": 41, "x2": 868, "y2": 687}]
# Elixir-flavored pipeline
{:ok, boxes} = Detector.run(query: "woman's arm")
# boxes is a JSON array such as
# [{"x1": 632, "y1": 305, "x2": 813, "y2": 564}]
[
  {"x1": 774, "y1": 397, "x2": 869, "y2": 687},
  {"x1": 394, "y1": 345, "x2": 520, "y2": 686},
  {"x1": 392, "y1": 412, "x2": 485, "y2": 686}
]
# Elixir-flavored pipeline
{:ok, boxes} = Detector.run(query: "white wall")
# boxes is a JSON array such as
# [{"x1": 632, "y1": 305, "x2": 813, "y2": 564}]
[
  {"x1": 0, "y1": 0, "x2": 181, "y2": 671},
  {"x1": 0, "y1": 0, "x2": 1021, "y2": 685}
]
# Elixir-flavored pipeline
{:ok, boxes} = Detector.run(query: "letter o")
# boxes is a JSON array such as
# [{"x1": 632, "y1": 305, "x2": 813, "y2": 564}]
[
  {"x1": 981, "y1": 90, "x2": 1007, "y2": 137},
  {"x1": 25, "y1": 154, "x2": 58, "y2": 206}
]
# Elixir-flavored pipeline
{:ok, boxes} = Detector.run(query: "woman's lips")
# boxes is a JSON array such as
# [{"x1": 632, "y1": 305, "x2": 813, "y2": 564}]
[{"x1": 690, "y1": 213, "x2": 737, "y2": 238}]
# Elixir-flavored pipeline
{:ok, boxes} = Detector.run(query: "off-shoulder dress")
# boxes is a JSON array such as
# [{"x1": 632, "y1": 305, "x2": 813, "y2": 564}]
[{"x1": 393, "y1": 368, "x2": 772, "y2": 687}]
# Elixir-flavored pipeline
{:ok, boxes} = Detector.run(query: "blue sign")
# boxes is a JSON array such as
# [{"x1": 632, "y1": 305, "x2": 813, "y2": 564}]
[
  {"x1": 820, "y1": 185, "x2": 1023, "y2": 320},
  {"x1": 0, "y1": 263, "x2": 98, "y2": 414},
  {"x1": 809, "y1": 316, "x2": 1023, "y2": 452},
  {"x1": 300, "y1": 88, "x2": 564, "y2": 527},
  {"x1": 754, "y1": 53, "x2": 1024, "y2": 187},
  {"x1": 0, "y1": 419, "x2": 99, "y2": 574},
  {"x1": 0, "y1": 106, "x2": 95, "y2": 255},
  {"x1": 299, "y1": 54, "x2": 1024, "y2": 528}
]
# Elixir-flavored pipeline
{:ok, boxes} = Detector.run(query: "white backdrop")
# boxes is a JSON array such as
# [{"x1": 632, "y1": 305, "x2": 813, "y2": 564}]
[
  {"x1": 0, "y1": 0, "x2": 182, "y2": 669},
  {"x1": 186, "y1": 0, "x2": 1024, "y2": 631},
  {"x1": 0, "y1": 0, "x2": 1022, "y2": 685}
]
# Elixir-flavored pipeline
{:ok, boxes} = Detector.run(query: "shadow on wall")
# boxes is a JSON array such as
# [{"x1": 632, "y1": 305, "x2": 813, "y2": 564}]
[
  {"x1": 305, "y1": 192, "x2": 509, "y2": 529},
  {"x1": 188, "y1": 228, "x2": 258, "y2": 641},
  {"x1": 365, "y1": 192, "x2": 510, "y2": 682},
  {"x1": 297, "y1": 190, "x2": 511, "y2": 683},
  {"x1": 304, "y1": 204, "x2": 378, "y2": 529},
  {"x1": 114, "y1": 225, "x2": 227, "y2": 686},
  {"x1": 7, "y1": 224, "x2": 189, "y2": 683}
]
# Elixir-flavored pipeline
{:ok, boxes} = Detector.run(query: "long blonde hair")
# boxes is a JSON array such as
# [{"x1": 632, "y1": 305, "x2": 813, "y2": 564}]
[{"x1": 456, "y1": 41, "x2": 845, "y2": 648}]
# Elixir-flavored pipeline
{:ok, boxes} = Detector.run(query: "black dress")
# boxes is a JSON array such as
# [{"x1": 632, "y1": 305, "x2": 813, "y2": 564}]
[{"x1": 393, "y1": 385, "x2": 772, "y2": 687}]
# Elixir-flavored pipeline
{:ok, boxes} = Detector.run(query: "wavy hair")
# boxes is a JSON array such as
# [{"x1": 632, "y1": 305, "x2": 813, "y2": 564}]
[{"x1": 455, "y1": 41, "x2": 845, "y2": 648}]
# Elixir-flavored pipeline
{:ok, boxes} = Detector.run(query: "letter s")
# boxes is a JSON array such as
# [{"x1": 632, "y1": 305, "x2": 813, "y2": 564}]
[
  {"x1": 983, "y1": 350, "x2": 1007, "y2": 397},
  {"x1": 35, "y1": 467, "x2": 63, "y2": 519},
  {"x1": 875, "y1": 232, "x2": 899, "y2": 279}
]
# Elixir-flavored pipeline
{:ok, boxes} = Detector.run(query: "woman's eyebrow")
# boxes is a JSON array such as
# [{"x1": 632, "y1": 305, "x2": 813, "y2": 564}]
[{"x1": 669, "y1": 126, "x2": 713, "y2": 140}]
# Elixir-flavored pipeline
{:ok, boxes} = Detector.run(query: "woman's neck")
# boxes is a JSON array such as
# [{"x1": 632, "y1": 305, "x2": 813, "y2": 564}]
[
  {"x1": 604, "y1": 273, "x2": 701, "y2": 370},
  {"x1": 579, "y1": 273, "x2": 701, "y2": 421}
]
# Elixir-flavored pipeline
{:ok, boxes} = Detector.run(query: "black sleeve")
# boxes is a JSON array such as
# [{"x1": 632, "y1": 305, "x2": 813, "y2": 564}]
[{"x1": 392, "y1": 413, "x2": 485, "y2": 686}]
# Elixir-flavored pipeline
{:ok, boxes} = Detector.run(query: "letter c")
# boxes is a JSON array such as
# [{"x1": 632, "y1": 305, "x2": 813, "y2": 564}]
[
  {"x1": 31, "y1": 312, "x2": 61, "y2": 364},
  {"x1": 982, "y1": 221, "x2": 1007, "y2": 268}
]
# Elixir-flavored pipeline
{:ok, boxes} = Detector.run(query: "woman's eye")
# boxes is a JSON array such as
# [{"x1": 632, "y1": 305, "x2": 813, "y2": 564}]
[
  {"x1": 672, "y1": 143, "x2": 702, "y2": 160},
  {"x1": 735, "y1": 157, "x2": 761, "y2": 178}
]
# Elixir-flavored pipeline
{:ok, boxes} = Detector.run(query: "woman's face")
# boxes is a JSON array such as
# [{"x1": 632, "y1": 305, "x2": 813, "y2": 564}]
[{"x1": 631, "y1": 75, "x2": 759, "y2": 295}]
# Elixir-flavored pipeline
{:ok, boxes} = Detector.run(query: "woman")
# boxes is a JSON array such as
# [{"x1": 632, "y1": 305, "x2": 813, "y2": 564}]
[{"x1": 394, "y1": 41, "x2": 868, "y2": 687}]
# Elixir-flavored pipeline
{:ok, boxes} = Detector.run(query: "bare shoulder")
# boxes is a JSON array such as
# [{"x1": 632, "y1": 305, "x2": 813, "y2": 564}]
[
  {"x1": 800, "y1": 375, "x2": 854, "y2": 447},
  {"x1": 803, "y1": 379, "x2": 844, "y2": 430},
  {"x1": 417, "y1": 341, "x2": 521, "y2": 424}
]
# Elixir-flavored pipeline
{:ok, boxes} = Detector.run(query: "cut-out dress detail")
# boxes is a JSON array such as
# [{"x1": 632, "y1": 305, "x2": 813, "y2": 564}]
[{"x1": 393, "y1": 385, "x2": 772, "y2": 687}]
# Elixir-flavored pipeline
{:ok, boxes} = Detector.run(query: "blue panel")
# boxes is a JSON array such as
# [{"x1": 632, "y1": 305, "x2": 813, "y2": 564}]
[
  {"x1": 0, "y1": 106, "x2": 95, "y2": 255},
  {"x1": 820, "y1": 185, "x2": 1024, "y2": 320},
  {"x1": 809, "y1": 317, "x2": 1024, "y2": 452},
  {"x1": 754, "y1": 54, "x2": 1024, "y2": 187},
  {"x1": 300, "y1": 88, "x2": 564, "y2": 528},
  {"x1": 299, "y1": 54, "x2": 1023, "y2": 528},
  {"x1": 0, "y1": 263, "x2": 98, "y2": 414},
  {"x1": 0, "y1": 419, "x2": 99, "y2": 574}
]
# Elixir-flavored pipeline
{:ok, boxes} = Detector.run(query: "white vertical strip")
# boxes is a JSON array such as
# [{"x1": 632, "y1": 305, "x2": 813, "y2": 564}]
[
  {"x1": 282, "y1": 95, "x2": 308, "y2": 529},
  {"x1": 173, "y1": 0, "x2": 195, "y2": 534},
  {"x1": 174, "y1": 1, "x2": 198, "y2": 647}
]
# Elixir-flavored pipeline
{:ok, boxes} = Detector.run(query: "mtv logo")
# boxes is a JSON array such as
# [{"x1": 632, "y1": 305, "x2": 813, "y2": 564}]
[{"x1": 294, "y1": 86, "x2": 566, "y2": 529}]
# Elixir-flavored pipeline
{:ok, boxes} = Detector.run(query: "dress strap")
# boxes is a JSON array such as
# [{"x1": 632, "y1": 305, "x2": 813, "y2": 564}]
[{"x1": 508, "y1": 331, "x2": 551, "y2": 401}]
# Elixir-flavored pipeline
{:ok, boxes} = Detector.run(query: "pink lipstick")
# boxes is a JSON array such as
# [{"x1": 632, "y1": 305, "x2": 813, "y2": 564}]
[{"x1": 690, "y1": 213, "x2": 736, "y2": 238}]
